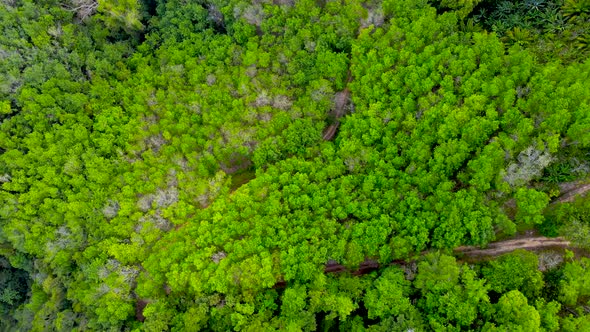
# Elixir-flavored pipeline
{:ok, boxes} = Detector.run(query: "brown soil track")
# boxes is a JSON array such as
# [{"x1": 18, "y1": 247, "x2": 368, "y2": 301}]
[
  {"x1": 322, "y1": 179, "x2": 590, "y2": 275},
  {"x1": 553, "y1": 182, "x2": 590, "y2": 204},
  {"x1": 323, "y1": 72, "x2": 353, "y2": 141},
  {"x1": 258, "y1": 182, "x2": 590, "y2": 281},
  {"x1": 320, "y1": 235, "x2": 574, "y2": 277},
  {"x1": 454, "y1": 236, "x2": 571, "y2": 257},
  {"x1": 322, "y1": 123, "x2": 340, "y2": 141}
]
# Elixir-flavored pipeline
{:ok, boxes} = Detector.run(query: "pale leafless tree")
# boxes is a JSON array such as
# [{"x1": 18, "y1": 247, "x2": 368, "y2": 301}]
[
  {"x1": 207, "y1": 4, "x2": 224, "y2": 26},
  {"x1": 211, "y1": 251, "x2": 227, "y2": 264},
  {"x1": 102, "y1": 200, "x2": 120, "y2": 219},
  {"x1": 272, "y1": 95, "x2": 292, "y2": 110},
  {"x1": 64, "y1": 0, "x2": 99, "y2": 20},
  {"x1": 504, "y1": 146, "x2": 553, "y2": 187}
]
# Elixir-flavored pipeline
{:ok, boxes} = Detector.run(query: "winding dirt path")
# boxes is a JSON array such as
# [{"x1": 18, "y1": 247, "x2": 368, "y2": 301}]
[{"x1": 322, "y1": 72, "x2": 353, "y2": 141}]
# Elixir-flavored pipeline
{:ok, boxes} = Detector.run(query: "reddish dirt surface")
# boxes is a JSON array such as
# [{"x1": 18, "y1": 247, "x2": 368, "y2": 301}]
[
  {"x1": 322, "y1": 88, "x2": 351, "y2": 141},
  {"x1": 135, "y1": 299, "x2": 148, "y2": 322},
  {"x1": 322, "y1": 123, "x2": 340, "y2": 141},
  {"x1": 333, "y1": 88, "x2": 351, "y2": 118},
  {"x1": 323, "y1": 71, "x2": 353, "y2": 141}
]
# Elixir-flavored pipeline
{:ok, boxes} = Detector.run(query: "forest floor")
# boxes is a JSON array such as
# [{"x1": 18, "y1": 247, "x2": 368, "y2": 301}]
[{"x1": 323, "y1": 70, "x2": 354, "y2": 141}]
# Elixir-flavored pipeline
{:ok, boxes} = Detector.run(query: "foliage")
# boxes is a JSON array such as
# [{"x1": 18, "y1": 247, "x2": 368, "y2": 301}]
[
  {"x1": 544, "y1": 193, "x2": 590, "y2": 246},
  {"x1": 514, "y1": 188, "x2": 550, "y2": 225},
  {"x1": 469, "y1": 0, "x2": 590, "y2": 62},
  {"x1": 493, "y1": 290, "x2": 542, "y2": 331},
  {"x1": 1, "y1": 0, "x2": 590, "y2": 330},
  {"x1": 0, "y1": 257, "x2": 31, "y2": 330},
  {"x1": 434, "y1": 0, "x2": 485, "y2": 18},
  {"x1": 414, "y1": 253, "x2": 491, "y2": 330},
  {"x1": 559, "y1": 257, "x2": 590, "y2": 306},
  {"x1": 482, "y1": 249, "x2": 545, "y2": 299}
]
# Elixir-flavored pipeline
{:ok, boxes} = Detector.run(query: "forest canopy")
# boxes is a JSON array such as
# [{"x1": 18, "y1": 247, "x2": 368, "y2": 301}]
[{"x1": 1, "y1": 0, "x2": 590, "y2": 330}]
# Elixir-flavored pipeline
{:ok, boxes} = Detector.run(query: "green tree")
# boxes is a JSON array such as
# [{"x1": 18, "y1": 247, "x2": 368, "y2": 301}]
[
  {"x1": 514, "y1": 188, "x2": 549, "y2": 225},
  {"x1": 482, "y1": 250, "x2": 544, "y2": 299},
  {"x1": 493, "y1": 290, "x2": 541, "y2": 332}
]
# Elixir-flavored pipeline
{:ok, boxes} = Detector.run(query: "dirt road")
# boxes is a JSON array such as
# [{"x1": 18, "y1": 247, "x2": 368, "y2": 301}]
[
  {"x1": 554, "y1": 181, "x2": 590, "y2": 204},
  {"x1": 323, "y1": 234, "x2": 575, "y2": 276},
  {"x1": 454, "y1": 236, "x2": 571, "y2": 257}
]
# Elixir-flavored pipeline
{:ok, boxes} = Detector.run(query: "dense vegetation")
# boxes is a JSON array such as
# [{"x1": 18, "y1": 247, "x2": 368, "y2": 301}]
[{"x1": 1, "y1": 0, "x2": 590, "y2": 330}]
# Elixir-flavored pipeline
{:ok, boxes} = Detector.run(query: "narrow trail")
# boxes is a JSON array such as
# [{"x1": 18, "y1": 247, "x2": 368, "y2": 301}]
[
  {"x1": 321, "y1": 235, "x2": 575, "y2": 277},
  {"x1": 322, "y1": 72, "x2": 354, "y2": 141},
  {"x1": 454, "y1": 236, "x2": 570, "y2": 257},
  {"x1": 295, "y1": 180, "x2": 590, "y2": 279},
  {"x1": 553, "y1": 181, "x2": 590, "y2": 204}
]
